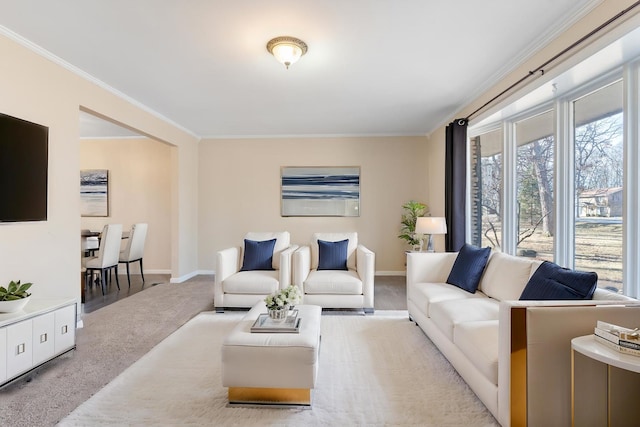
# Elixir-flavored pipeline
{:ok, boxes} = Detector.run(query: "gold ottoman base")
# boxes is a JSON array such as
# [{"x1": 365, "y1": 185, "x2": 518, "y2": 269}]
[{"x1": 228, "y1": 387, "x2": 312, "y2": 407}]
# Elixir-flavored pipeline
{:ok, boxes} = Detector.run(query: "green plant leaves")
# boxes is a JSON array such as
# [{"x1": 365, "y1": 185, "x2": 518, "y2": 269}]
[
  {"x1": 0, "y1": 280, "x2": 32, "y2": 301},
  {"x1": 399, "y1": 200, "x2": 429, "y2": 246}
]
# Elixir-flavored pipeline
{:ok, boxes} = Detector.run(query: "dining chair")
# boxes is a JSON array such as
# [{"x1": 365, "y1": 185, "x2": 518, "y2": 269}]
[
  {"x1": 119, "y1": 223, "x2": 148, "y2": 287},
  {"x1": 83, "y1": 223, "x2": 123, "y2": 295},
  {"x1": 81, "y1": 234, "x2": 99, "y2": 257}
]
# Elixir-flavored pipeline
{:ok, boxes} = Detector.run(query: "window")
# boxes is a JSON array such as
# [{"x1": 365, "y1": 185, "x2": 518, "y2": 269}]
[
  {"x1": 573, "y1": 80, "x2": 623, "y2": 292},
  {"x1": 467, "y1": 19, "x2": 640, "y2": 298},
  {"x1": 470, "y1": 128, "x2": 503, "y2": 250},
  {"x1": 515, "y1": 110, "x2": 554, "y2": 261}
]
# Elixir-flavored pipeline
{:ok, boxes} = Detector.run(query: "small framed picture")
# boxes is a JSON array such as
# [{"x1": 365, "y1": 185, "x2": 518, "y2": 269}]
[{"x1": 80, "y1": 169, "x2": 109, "y2": 217}]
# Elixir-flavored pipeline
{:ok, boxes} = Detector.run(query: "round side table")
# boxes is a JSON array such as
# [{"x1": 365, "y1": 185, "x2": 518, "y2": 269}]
[{"x1": 571, "y1": 334, "x2": 640, "y2": 426}]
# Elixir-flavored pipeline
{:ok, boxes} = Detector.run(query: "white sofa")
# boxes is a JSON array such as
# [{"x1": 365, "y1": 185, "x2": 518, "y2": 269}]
[
  {"x1": 214, "y1": 231, "x2": 297, "y2": 311},
  {"x1": 293, "y1": 232, "x2": 375, "y2": 313},
  {"x1": 407, "y1": 251, "x2": 639, "y2": 427}
]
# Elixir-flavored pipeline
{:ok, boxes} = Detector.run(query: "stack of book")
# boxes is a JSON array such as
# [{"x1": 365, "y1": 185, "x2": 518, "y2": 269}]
[{"x1": 594, "y1": 320, "x2": 640, "y2": 357}]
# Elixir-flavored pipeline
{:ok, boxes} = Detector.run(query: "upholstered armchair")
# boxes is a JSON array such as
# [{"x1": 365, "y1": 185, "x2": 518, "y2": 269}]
[
  {"x1": 214, "y1": 231, "x2": 297, "y2": 312},
  {"x1": 293, "y1": 232, "x2": 375, "y2": 313}
]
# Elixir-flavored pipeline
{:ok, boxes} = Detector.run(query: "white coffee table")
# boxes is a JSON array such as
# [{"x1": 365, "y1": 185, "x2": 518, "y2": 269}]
[{"x1": 221, "y1": 302, "x2": 322, "y2": 406}]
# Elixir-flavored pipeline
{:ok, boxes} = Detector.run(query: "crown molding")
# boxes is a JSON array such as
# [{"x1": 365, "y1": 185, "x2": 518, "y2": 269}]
[{"x1": 0, "y1": 24, "x2": 200, "y2": 140}]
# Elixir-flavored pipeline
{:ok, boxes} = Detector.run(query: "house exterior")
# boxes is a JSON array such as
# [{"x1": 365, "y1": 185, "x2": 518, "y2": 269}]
[{"x1": 578, "y1": 187, "x2": 623, "y2": 217}]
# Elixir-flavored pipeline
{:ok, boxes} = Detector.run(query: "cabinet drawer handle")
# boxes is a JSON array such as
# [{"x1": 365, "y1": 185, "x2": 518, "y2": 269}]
[
  {"x1": 17, "y1": 343, "x2": 25, "y2": 355},
  {"x1": 61, "y1": 325, "x2": 68, "y2": 335},
  {"x1": 40, "y1": 333, "x2": 48, "y2": 343}
]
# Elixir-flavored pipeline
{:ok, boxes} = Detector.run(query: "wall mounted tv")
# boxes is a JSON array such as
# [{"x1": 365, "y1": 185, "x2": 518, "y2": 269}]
[{"x1": 0, "y1": 113, "x2": 48, "y2": 222}]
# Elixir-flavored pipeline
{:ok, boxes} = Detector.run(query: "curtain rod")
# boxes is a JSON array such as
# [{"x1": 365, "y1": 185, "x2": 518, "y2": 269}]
[{"x1": 465, "y1": 0, "x2": 640, "y2": 122}]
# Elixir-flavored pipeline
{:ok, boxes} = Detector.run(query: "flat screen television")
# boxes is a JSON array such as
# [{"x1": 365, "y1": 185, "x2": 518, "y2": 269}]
[{"x1": 0, "y1": 113, "x2": 48, "y2": 222}]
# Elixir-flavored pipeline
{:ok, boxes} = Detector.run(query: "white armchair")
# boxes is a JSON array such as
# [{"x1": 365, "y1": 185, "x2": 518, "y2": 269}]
[
  {"x1": 214, "y1": 231, "x2": 298, "y2": 312},
  {"x1": 293, "y1": 232, "x2": 375, "y2": 313}
]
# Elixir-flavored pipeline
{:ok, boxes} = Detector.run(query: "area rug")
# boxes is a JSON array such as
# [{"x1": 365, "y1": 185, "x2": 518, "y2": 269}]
[{"x1": 59, "y1": 311, "x2": 498, "y2": 426}]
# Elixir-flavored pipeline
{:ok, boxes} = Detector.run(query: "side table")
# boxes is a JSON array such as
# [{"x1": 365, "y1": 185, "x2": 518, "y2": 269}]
[{"x1": 571, "y1": 334, "x2": 640, "y2": 426}]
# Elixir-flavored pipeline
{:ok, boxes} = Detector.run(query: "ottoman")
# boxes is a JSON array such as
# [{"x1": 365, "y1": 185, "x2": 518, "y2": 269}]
[{"x1": 221, "y1": 303, "x2": 322, "y2": 406}]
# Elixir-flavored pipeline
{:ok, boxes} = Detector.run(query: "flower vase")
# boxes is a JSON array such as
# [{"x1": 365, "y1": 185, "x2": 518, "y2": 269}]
[{"x1": 268, "y1": 305, "x2": 289, "y2": 323}]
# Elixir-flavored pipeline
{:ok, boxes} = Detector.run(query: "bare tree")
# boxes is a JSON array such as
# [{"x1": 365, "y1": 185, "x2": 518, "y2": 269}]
[
  {"x1": 475, "y1": 111, "x2": 622, "y2": 250},
  {"x1": 575, "y1": 114, "x2": 623, "y2": 193},
  {"x1": 517, "y1": 136, "x2": 554, "y2": 236}
]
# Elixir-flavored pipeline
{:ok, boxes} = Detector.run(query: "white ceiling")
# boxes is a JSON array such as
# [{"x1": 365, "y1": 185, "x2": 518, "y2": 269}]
[{"x1": 0, "y1": 0, "x2": 600, "y2": 138}]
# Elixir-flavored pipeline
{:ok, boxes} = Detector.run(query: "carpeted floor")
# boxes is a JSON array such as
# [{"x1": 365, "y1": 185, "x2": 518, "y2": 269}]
[
  {"x1": 0, "y1": 277, "x2": 215, "y2": 427},
  {"x1": 1, "y1": 275, "x2": 496, "y2": 426},
  {"x1": 59, "y1": 311, "x2": 498, "y2": 426}
]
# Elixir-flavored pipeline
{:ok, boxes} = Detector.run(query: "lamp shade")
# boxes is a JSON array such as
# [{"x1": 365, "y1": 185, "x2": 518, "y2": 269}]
[{"x1": 415, "y1": 217, "x2": 447, "y2": 235}]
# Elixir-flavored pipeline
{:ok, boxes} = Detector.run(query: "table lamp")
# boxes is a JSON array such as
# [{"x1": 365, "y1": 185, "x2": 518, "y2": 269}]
[{"x1": 415, "y1": 217, "x2": 447, "y2": 252}]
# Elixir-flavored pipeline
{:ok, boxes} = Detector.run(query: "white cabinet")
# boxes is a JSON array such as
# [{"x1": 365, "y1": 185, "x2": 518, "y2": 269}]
[
  {"x1": 54, "y1": 304, "x2": 76, "y2": 354},
  {"x1": 0, "y1": 328, "x2": 7, "y2": 383},
  {"x1": 0, "y1": 298, "x2": 76, "y2": 387},
  {"x1": 6, "y1": 319, "x2": 33, "y2": 379},
  {"x1": 32, "y1": 312, "x2": 55, "y2": 365}
]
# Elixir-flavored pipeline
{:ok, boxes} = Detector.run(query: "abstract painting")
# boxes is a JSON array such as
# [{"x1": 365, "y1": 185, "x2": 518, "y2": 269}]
[
  {"x1": 80, "y1": 169, "x2": 109, "y2": 217},
  {"x1": 281, "y1": 166, "x2": 360, "y2": 216}
]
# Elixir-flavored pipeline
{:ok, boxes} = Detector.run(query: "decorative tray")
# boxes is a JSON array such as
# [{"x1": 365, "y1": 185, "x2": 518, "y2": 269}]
[{"x1": 251, "y1": 309, "x2": 300, "y2": 333}]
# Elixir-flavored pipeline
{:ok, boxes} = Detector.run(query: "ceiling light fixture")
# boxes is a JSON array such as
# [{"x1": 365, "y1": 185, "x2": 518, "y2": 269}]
[{"x1": 266, "y1": 36, "x2": 308, "y2": 69}]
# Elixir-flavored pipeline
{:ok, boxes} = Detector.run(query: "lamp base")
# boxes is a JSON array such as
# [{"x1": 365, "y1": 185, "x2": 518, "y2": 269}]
[{"x1": 426, "y1": 235, "x2": 434, "y2": 252}]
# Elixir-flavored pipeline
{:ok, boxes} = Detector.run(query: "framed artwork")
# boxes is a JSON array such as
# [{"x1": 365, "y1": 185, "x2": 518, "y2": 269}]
[
  {"x1": 281, "y1": 166, "x2": 360, "y2": 217},
  {"x1": 80, "y1": 169, "x2": 109, "y2": 217}
]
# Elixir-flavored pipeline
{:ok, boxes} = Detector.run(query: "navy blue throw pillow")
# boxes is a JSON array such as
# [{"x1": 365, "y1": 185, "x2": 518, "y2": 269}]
[
  {"x1": 240, "y1": 238, "x2": 276, "y2": 271},
  {"x1": 519, "y1": 261, "x2": 597, "y2": 300},
  {"x1": 446, "y1": 244, "x2": 491, "y2": 293},
  {"x1": 317, "y1": 239, "x2": 349, "y2": 270}
]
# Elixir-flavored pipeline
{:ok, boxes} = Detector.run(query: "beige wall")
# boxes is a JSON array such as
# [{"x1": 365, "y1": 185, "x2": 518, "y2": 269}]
[
  {"x1": 0, "y1": 33, "x2": 199, "y2": 310},
  {"x1": 198, "y1": 136, "x2": 430, "y2": 273},
  {"x1": 80, "y1": 137, "x2": 172, "y2": 273}
]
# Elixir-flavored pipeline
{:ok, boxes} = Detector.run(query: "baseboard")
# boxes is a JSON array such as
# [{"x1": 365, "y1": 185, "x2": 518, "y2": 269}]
[
  {"x1": 169, "y1": 270, "x2": 200, "y2": 283},
  {"x1": 376, "y1": 271, "x2": 406, "y2": 276}
]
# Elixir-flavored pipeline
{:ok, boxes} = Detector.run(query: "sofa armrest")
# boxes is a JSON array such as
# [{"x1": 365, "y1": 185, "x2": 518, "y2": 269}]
[
  {"x1": 356, "y1": 244, "x2": 375, "y2": 309},
  {"x1": 214, "y1": 247, "x2": 240, "y2": 308},
  {"x1": 498, "y1": 300, "x2": 640, "y2": 427},
  {"x1": 293, "y1": 246, "x2": 311, "y2": 290},
  {"x1": 278, "y1": 245, "x2": 298, "y2": 288}
]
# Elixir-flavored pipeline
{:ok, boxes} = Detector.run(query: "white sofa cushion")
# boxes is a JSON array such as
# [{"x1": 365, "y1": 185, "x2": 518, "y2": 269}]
[
  {"x1": 454, "y1": 320, "x2": 499, "y2": 386},
  {"x1": 479, "y1": 252, "x2": 542, "y2": 301},
  {"x1": 223, "y1": 270, "x2": 279, "y2": 294},
  {"x1": 304, "y1": 270, "x2": 363, "y2": 295},
  {"x1": 411, "y1": 282, "x2": 484, "y2": 317},
  {"x1": 429, "y1": 297, "x2": 500, "y2": 341},
  {"x1": 593, "y1": 288, "x2": 637, "y2": 301}
]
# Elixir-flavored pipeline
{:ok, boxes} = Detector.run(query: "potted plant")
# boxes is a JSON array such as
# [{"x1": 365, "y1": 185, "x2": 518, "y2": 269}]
[
  {"x1": 0, "y1": 280, "x2": 32, "y2": 313},
  {"x1": 265, "y1": 285, "x2": 301, "y2": 322},
  {"x1": 398, "y1": 200, "x2": 429, "y2": 251}
]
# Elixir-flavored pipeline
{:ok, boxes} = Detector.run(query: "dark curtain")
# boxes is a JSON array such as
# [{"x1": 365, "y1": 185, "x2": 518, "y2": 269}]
[{"x1": 445, "y1": 118, "x2": 468, "y2": 252}]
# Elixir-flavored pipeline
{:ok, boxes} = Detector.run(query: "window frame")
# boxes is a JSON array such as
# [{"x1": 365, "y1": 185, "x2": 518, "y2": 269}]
[{"x1": 467, "y1": 63, "x2": 640, "y2": 297}]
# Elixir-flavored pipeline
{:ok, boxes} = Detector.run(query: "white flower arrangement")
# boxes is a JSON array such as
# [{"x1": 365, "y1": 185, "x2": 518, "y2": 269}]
[{"x1": 265, "y1": 285, "x2": 301, "y2": 310}]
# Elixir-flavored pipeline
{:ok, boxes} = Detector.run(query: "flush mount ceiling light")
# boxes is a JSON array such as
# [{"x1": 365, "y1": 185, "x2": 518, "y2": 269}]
[{"x1": 266, "y1": 36, "x2": 308, "y2": 69}]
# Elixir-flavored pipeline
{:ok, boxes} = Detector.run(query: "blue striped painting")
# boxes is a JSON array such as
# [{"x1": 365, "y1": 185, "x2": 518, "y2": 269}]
[
  {"x1": 281, "y1": 167, "x2": 360, "y2": 216},
  {"x1": 80, "y1": 169, "x2": 109, "y2": 217}
]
